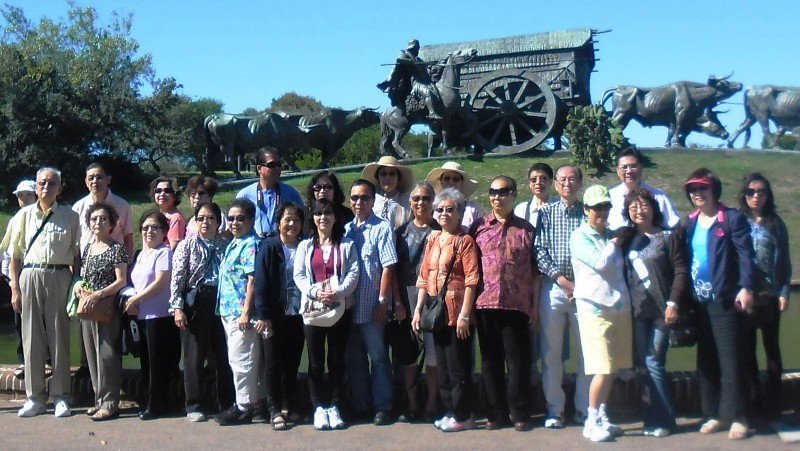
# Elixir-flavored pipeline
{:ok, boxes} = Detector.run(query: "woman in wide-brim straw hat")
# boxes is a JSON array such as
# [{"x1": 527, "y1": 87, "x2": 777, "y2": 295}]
[
  {"x1": 363, "y1": 156, "x2": 414, "y2": 230},
  {"x1": 426, "y1": 161, "x2": 482, "y2": 229}
]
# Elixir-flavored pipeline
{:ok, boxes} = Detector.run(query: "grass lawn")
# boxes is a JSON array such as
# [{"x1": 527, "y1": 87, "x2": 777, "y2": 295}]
[{"x1": 0, "y1": 148, "x2": 798, "y2": 371}]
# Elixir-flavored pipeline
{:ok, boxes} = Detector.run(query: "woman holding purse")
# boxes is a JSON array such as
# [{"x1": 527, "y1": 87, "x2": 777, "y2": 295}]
[
  {"x1": 77, "y1": 203, "x2": 128, "y2": 421},
  {"x1": 412, "y1": 187, "x2": 480, "y2": 432},
  {"x1": 170, "y1": 201, "x2": 234, "y2": 423}
]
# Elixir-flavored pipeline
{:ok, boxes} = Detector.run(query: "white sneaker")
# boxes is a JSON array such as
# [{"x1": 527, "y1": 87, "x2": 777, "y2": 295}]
[
  {"x1": 643, "y1": 427, "x2": 670, "y2": 438},
  {"x1": 434, "y1": 415, "x2": 454, "y2": 430},
  {"x1": 583, "y1": 418, "x2": 612, "y2": 442},
  {"x1": 18, "y1": 400, "x2": 46, "y2": 418},
  {"x1": 543, "y1": 416, "x2": 563, "y2": 429},
  {"x1": 598, "y1": 411, "x2": 623, "y2": 436},
  {"x1": 326, "y1": 406, "x2": 344, "y2": 430},
  {"x1": 441, "y1": 416, "x2": 477, "y2": 432},
  {"x1": 54, "y1": 399, "x2": 72, "y2": 418},
  {"x1": 187, "y1": 411, "x2": 207, "y2": 422},
  {"x1": 313, "y1": 406, "x2": 329, "y2": 430}
]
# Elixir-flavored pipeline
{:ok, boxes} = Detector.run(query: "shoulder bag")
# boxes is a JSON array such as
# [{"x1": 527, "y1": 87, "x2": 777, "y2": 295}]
[{"x1": 420, "y1": 235, "x2": 462, "y2": 334}]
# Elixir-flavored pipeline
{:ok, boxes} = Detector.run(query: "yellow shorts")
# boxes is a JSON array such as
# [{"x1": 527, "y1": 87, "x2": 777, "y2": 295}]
[{"x1": 577, "y1": 308, "x2": 633, "y2": 375}]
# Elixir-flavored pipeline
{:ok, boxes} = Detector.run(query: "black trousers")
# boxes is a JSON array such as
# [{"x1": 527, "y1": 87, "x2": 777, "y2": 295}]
[
  {"x1": 742, "y1": 300, "x2": 783, "y2": 418},
  {"x1": 434, "y1": 324, "x2": 475, "y2": 422},
  {"x1": 696, "y1": 299, "x2": 745, "y2": 421},
  {"x1": 137, "y1": 316, "x2": 181, "y2": 414},
  {"x1": 304, "y1": 309, "x2": 351, "y2": 408},
  {"x1": 476, "y1": 309, "x2": 532, "y2": 423},
  {"x1": 263, "y1": 314, "x2": 305, "y2": 415},
  {"x1": 181, "y1": 286, "x2": 234, "y2": 414}
]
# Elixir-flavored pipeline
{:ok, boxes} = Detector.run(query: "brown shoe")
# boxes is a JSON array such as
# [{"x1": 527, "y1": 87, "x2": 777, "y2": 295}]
[
  {"x1": 486, "y1": 419, "x2": 510, "y2": 430},
  {"x1": 514, "y1": 421, "x2": 533, "y2": 432}
]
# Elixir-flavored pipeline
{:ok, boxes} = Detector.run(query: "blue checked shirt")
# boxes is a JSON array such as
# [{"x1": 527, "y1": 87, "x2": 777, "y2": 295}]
[
  {"x1": 534, "y1": 200, "x2": 585, "y2": 281},
  {"x1": 344, "y1": 213, "x2": 398, "y2": 324}
]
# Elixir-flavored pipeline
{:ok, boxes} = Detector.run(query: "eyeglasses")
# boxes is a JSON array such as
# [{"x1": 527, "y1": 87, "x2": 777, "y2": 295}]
[
  {"x1": 411, "y1": 195, "x2": 431, "y2": 203},
  {"x1": 745, "y1": 188, "x2": 768, "y2": 197},
  {"x1": 488, "y1": 187, "x2": 514, "y2": 197},
  {"x1": 350, "y1": 195, "x2": 372, "y2": 202},
  {"x1": 154, "y1": 187, "x2": 175, "y2": 195},
  {"x1": 89, "y1": 216, "x2": 109, "y2": 223},
  {"x1": 313, "y1": 211, "x2": 334, "y2": 217},
  {"x1": 195, "y1": 215, "x2": 216, "y2": 223},
  {"x1": 687, "y1": 185, "x2": 710, "y2": 194},
  {"x1": 259, "y1": 161, "x2": 282, "y2": 169},
  {"x1": 628, "y1": 201, "x2": 651, "y2": 212},
  {"x1": 441, "y1": 175, "x2": 462, "y2": 183},
  {"x1": 189, "y1": 190, "x2": 208, "y2": 198},
  {"x1": 556, "y1": 177, "x2": 579, "y2": 185},
  {"x1": 617, "y1": 164, "x2": 640, "y2": 171},
  {"x1": 227, "y1": 214, "x2": 248, "y2": 222},
  {"x1": 141, "y1": 225, "x2": 162, "y2": 232},
  {"x1": 312, "y1": 184, "x2": 335, "y2": 192},
  {"x1": 435, "y1": 206, "x2": 456, "y2": 214},
  {"x1": 588, "y1": 203, "x2": 611, "y2": 211}
]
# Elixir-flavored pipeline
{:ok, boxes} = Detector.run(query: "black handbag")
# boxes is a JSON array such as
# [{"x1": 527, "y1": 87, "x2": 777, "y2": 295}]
[
  {"x1": 420, "y1": 236, "x2": 461, "y2": 334},
  {"x1": 668, "y1": 308, "x2": 698, "y2": 348}
]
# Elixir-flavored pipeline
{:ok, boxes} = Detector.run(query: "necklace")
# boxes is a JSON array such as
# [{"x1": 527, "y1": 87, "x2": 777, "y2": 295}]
[{"x1": 321, "y1": 244, "x2": 333, "y2": 264}]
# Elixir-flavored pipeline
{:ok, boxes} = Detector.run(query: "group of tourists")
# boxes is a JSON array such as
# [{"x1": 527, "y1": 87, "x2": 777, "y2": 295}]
[{"x1": 0, "y1": 146, "x2": 790, "y2": 443}]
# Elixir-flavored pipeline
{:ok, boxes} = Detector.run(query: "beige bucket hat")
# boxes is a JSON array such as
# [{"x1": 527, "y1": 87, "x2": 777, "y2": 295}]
[
  {"x1": 425, "y1": 161, "x2": 478, "y2": 198},
  {"x1": 362, "y1": 156, "x2": 415, "y2": 194}
]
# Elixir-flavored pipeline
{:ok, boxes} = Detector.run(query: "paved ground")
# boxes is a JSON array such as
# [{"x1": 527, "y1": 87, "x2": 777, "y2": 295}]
[{"x1": 0, "y1": 399, "x2": 794, "y2": 450}]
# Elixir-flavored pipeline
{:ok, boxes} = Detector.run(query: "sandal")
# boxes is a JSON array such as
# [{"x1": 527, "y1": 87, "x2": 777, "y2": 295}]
[
  {"x1": 271, "y1": 413, "x2": 287, "y2": 431},
  {"x1": 728, "y1": 422, "x2": 749, "y2": 440},
  {"x1": 13, "y1": 364, "x2": 24, "y2": 379},
  {"x1": 699, "y1": 419, "x2": 728, "y2": 434},
  {"x1": 90, "y1": 409, "x2": 119, "y2": 422},
  {"x1": 87, "y1": 406, "x2": 100, "y2": 416}
]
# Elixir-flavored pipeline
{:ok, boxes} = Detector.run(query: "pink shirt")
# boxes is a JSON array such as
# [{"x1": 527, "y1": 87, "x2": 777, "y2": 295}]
[{"x1": 162, "y1": 209, "x2": 186, "y2": 247}]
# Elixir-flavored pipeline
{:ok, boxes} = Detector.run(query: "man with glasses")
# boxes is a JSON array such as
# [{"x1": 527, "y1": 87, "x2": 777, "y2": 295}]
[
  {"x1": 534, "y1": 164, "x2": 591, "y2": 428},
  {"x1": 608, "y1": 148, "x2": 680, "y2": 231},
  {"x1": 470, "y1": 176, "x2": 538, "y2": 431},
  {"x1": 344, "y1": 179, "x2": 398, "y2": 425},
  {"x1": 236, "y1": 147, "x2": 303, "y2": 237},
  {"x1": 8, "y1": 167, "x2": 80, "y2": 418},
  {"x1": 73, "y1": 163, "x2": 134, "y2": 261}
]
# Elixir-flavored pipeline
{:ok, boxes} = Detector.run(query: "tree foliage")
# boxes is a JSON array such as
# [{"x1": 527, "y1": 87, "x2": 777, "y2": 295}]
[{"x1": 565, "y1": 105, "x2": 631, "y2": 174}]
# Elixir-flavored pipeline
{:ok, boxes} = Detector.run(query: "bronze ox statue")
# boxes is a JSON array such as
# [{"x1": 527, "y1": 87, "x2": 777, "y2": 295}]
[
  {"x1": 726, "y1": 85, "x2": 800, "y2": 148},
  {"x1": 204, "y1": 107, "x2": 380, "y2": 177},
  {"x1": 602, "y1": 74, "x2": 742, "y2": 147}
]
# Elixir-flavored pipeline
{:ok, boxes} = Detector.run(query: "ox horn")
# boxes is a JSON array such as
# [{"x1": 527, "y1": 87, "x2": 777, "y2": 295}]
[
  {"x1": 365, "y1": 107, "x2": 379, "y2": 111},
  {"x1": 714, "y1": 109, "x2": 730, "y2": 114},
  {"x1": 710, "y1": 72, "x2": 734, "y2": 81}
]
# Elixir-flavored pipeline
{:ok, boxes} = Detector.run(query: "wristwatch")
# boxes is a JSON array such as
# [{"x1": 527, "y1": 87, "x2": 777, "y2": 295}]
[{"x1": 378, "y1": 295, "x2": 389, "y2": 305}]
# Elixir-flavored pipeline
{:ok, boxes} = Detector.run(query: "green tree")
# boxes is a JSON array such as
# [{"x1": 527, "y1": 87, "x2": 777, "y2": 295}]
[
  {"x1": 565, "y1": 105, "x2": 630, "y2": 174},
  {"x1": 267, "y1": 92, "x2": 325, "y2": 114},
  {"x1": 0, "y1": 4, "x2": 158, "y2": 201}
]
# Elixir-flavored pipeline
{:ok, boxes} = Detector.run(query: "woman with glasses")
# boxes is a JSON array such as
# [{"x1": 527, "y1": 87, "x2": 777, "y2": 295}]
[
  {"x1": 149, "y1": 176, "x2": 186, "y2": 251},
  {"x1": 305, "y1": 170, "x2": 354, "y2": 225},
  {"x1": 412, "y1": 187, "x2": 480, "y2": 432},
  {"x1": 124, "y1": 209, "x2": 180, "y2": 420},
  {"x1": 683, "y1": 168, "x2": 754, "y2": 440},
  {"x1": 363, "y1": 156, "x2": 414, "y2": 230},
  {"x1": 294, "y1": 198, "x2": 359, "y2": 430},
  {"x1": 426, "y1": 162, "x2": 482, "y2": 229},
  {"x1": 253, "y1": 202, "x2": 306, "y2": 430},
  {"x1": 77, "y1": 203, "x2": 128, "y2": 421},
  {"x1": 738, "y1": 173, "x2": 790, "y2": 421},
  {"x1": 394, "y1": 181, "x2": 440, "y2": 422},
  {"x1": 570, "y1": 185, "x2": 632, "y2": 442},
  {"x1": 184, "y1": 176, "x2": 227, "y2": 239},
  {"x1": 215, "y1": 199, "x2": 265, "y2": 426},
  {"x1": 170, "y1": 201, "x2": 234, "y2": 423},
  {"x1": 621, "y1": 188, "x2": 689, "y2": 437}
]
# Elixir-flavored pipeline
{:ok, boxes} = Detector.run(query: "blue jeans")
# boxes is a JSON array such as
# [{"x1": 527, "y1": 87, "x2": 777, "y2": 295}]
[
  {"x1": 633, "y1": 317, "x2": 676, "y2": 429},
  {"x1": 346, "y1": 321, "x2": 393, "y2": 412}
]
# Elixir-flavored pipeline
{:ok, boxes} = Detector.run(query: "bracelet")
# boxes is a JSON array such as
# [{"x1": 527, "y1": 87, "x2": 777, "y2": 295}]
[{"x1": 458, "y1": 315, "x2": 469, "y2": 322}]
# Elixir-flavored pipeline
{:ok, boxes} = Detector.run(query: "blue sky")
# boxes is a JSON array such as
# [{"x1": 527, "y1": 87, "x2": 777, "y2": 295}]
[{"x1": 18, "y1": 0, "x2": 800, "y2": 149}]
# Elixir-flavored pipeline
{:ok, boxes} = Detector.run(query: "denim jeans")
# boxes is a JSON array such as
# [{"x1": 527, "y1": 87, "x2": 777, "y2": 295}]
[
  {"x1": 633, "y1": 316, "x2": 676, "y2": 429},
  {"x1": 346, "y1": 321, "x2": 393, "y2": 412}
]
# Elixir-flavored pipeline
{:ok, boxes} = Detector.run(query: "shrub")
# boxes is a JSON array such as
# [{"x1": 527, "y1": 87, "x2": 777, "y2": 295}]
[{"x1": 565, "y1": 105, "x2": 631, "y2": 173}]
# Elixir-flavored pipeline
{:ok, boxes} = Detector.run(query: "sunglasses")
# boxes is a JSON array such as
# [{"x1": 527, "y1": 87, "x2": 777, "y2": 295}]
[
  {"x1": 227, "y1": 214, "x2": 248, "y2": 222},
  {"x1": 141, "y1": 225, "x2": 162, "y2": 232},
  {"x1": 259, "y1": 161, "x2": 282, "y2": 169},
  {"x1": 195, "y1": 215, "x2": 216, "y2": 223},
  {"x1": 154, "y1": 187, "x2": 175, "y2": 195},
  {"x1": 435, "y1": 206, "x2": 456, "y2": 214},
  {"x1": 687, "y1": 185, "x2": 710, "y2": 193},
  {"x1": 411, "y1": 195, "x2": 431, "y2": 202},
  {"x1": 488, "y1": 187, "x2": 514, "y2": 197},
  {"x1": 350, "y1": 195, "x2": 372, "y2": 202},
  {"x1": 312, "y1": 184, "x2": 335, "y2": 192},
  {"x1": 744, "y1": 188, "x2": 767, "y2": 197}
]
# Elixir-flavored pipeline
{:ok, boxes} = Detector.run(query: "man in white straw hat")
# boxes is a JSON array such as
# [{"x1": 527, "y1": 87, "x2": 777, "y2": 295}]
[
  {"x1": 426, "y1": 161, "x2": 482, "y2": 229},
  {"x1": 362, "y1": 156, "x2": 414, "y2": 230}
]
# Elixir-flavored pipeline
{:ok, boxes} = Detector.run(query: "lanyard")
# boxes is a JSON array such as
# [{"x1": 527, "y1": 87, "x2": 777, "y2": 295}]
[{"x1": 256, "y1": 183, "x2": 281, "y2": 235}]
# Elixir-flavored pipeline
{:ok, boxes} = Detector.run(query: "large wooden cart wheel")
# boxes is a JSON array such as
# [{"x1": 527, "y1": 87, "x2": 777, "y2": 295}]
[{"x1": 468, "y1": 69, "x2": 558, "y2": 154}]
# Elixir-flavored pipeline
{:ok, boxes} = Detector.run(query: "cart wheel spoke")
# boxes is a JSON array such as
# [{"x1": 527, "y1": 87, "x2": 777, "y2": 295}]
[
  {"x1": 508, "y1": 121, "x2": 518, "y2": 146},
  {"x1": 522, "y1": 111, "x2": 548, "y2": 118},
  {"x1": 502, "y1": 80, "x2": 512, "y2": 101},
  {"x1": 518, "y1": 93, "x2": 544, "y2": 110},
  {"x1": 477, "y1": 115, "x2": 502, "y2": 129},
  {"x1": 489, "y1": 118, "x2": 508, "y2": 146},
  {"x1": 485, "y1": 88, "x2": 504, "y2": 105},
  {"x1": 513, "y1": 80, "x2": 530, "y2": 103},
  {"x1": 514, "y1": 117, "x2": 536, "y2": 135}
]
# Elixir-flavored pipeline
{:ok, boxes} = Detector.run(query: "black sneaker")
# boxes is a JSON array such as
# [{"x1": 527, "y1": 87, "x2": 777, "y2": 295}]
[
  {"x1": 216, "y1": 405, "x2": 253, "y2": 426},
  {"x1": 374, "y1": 410, "x2": 393, "y2": 426}
]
